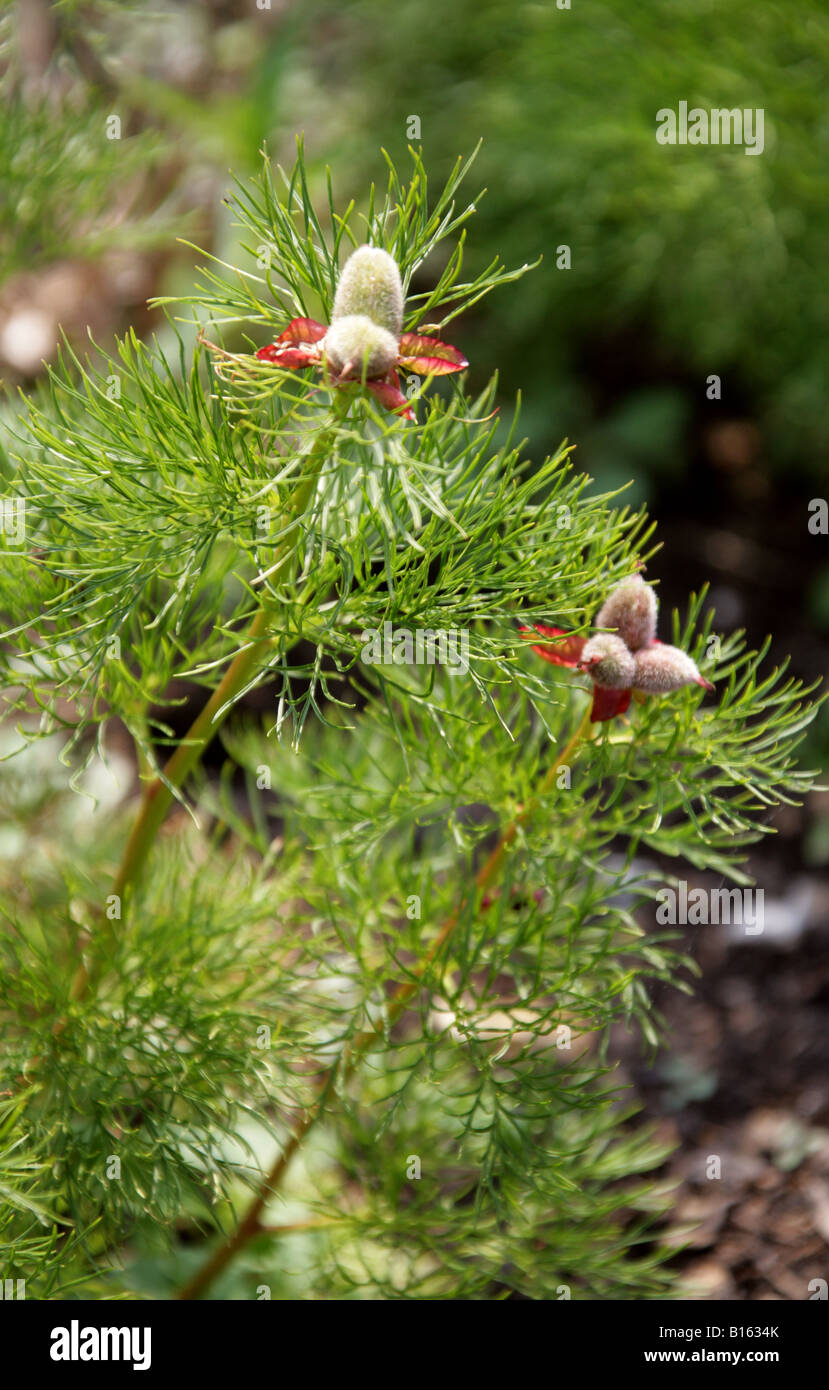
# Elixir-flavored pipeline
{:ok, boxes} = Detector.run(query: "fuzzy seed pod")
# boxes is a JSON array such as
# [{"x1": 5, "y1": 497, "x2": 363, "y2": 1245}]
[
  {"x1": 594, "y1": 574, "x2": 658, "y2": 653},
  {"x1": 331, "y1": 246, "x2": 404, "y2": 337},
  {"x1": 579, "y1": 634, "x2": 636, "y2": 689},
  {"x1": 324, "y1": 314, "x2": 399, "y2": 379},
  {"x1": 633, "y1": 644, "x2": 713, "y2": 694}
]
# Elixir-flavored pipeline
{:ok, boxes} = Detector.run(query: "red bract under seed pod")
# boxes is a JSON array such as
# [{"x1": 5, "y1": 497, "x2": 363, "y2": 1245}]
[{"x1": 519, "y1": 625, "x2": 634, "y2": 723}]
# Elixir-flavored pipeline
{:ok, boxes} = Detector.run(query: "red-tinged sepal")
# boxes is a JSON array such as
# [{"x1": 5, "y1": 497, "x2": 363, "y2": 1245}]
[
  {"x1": 365, "y1": 373, "x2": 414, "y2": 420},
  {"x1": 397, "y1": 333, "x2": 469, "y2": 375},
  {"x1": 256, "y1": 318, "x2": 328, "y2": 366},
  {"x1": 256, "y1": 344, "x2": 321, "y2": 368},
  {"x1": 519, "y1": 625, "x2": 586, "y2": 668},
  {"x1": 276, "y1": 317, "x2": 328, "y2": 345},
  {"x1": 589, "y1": 686, "x2": 632, "y2": 723}
]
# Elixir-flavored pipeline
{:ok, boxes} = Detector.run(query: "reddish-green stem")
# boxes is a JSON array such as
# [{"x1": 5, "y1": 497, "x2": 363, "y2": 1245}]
[
  {"x1": 176, "y1": 701, "x2": 595, "y2": 1299},
  {"x1": 68, "y1": 417, "x2": 338, "y2": 1001}
]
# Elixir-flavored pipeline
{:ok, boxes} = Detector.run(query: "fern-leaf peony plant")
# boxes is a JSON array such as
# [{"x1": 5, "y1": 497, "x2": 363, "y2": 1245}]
[{"x1": 0, "y1": 145, "x2": 821, "y2": 1301}]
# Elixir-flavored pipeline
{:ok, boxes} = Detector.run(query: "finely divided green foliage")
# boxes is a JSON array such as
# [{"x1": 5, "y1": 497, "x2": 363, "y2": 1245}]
[
  {"x1": 0, "y1": 142, "x2": 637, "y2": 763},
  {"x1": 161, "y1": 142, "x2": 537, "y2": 336},
  {"x1": 2, "y1": 352, "x2": 641, "y2": 756},
  {"x1": 290, "y1": 0, "x2": 829, "y2": 475},
  {"x1": 0, "y1": 147, "x2": 822, "y2": 1300},
  {"x1": 0, "y1": 1094, "x2": 73, "y2": 1298},
  {"x1": 4, "y1": 856, "x2": 282, "y2": 1232}
]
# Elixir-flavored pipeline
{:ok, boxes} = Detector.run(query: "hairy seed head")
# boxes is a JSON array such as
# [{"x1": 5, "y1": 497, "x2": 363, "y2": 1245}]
[
  {"x1": 633, "y1": 644, "x2": 713, "y2": 694},
  {"x1": 579, "y1": 633, "x2": 636, "y2": 689},
  {"x1": 595, "y1": 574, "x2": 658, "y2": 652},
  {"x1": 324, "y1": 314, "x2": 399, "y2": 379},
  {"x1": 332, "y1": 246, "x2": 404, "y2": 337}
]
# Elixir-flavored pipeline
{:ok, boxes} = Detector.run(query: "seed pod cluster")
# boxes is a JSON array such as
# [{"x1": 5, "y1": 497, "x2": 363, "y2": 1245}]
[
  {"x1": 325, "y1": 246, "x2": 404, "y2": 380},
  {"x1": 594, "y1": 573, "x2": 713, "y2": 696}
]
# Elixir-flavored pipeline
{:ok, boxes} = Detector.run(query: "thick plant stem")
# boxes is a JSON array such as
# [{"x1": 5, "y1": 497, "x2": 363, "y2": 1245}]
[
  {"x1": 68, "y1": 421, "x2": 338, "y2": 1003},
  {"x1": 176, "y1": 1126, "x2": 310, "y2": 1301},
  {"x1": 111, "y1": 602, "x2": 274, "y2": 903},
  {"x1": 112, "y1": 458, "x2": 327, "y2": 904},
  {"x1": 62, "y1": 623, "x2": 276, "y2": 1008},
  {"x1": 176, "y1": 700, "x2": 595, "y2": 1299},
  {"x1": 68, "y1": 608, "x2": 272, "y2": 1004}
]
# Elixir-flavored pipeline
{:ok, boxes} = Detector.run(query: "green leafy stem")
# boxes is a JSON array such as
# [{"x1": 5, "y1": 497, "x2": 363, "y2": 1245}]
[
  {"x1": 174, "y1": 702, "x2": 596, "y2": 1299},
  {"x1": 67, "y1": 401, "x2": 346, "y2": 1002}
]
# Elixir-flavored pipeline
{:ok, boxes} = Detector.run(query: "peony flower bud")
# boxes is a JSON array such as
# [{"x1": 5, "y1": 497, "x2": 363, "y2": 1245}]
[
  {"x1": 324, "y1": 314, "x2": 399, "y2": 380},
  {"x1": 331, "y1": 245, "x2": 404, "y2": 338},
  {"x1": 633, "y1": 644, "x2": 714, "y2": 694},
  {"x1": 594, "y1": 574, "x2": 658, "y2": 653},
  {"x1": 578, "y1": 634, "x2": 636, "y2": 689}
]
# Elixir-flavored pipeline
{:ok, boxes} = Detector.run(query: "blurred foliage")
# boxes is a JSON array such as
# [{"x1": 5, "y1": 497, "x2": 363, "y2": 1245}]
[
  {"x1": 276, "y1": 0, "x2": 829, "y2": 490},
  {"x1": 4, "y1": 0, "x2": 829, "y2": 495},
  {"x1": 0, "y1": 1, "x2": 172, "y2": 275}
]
